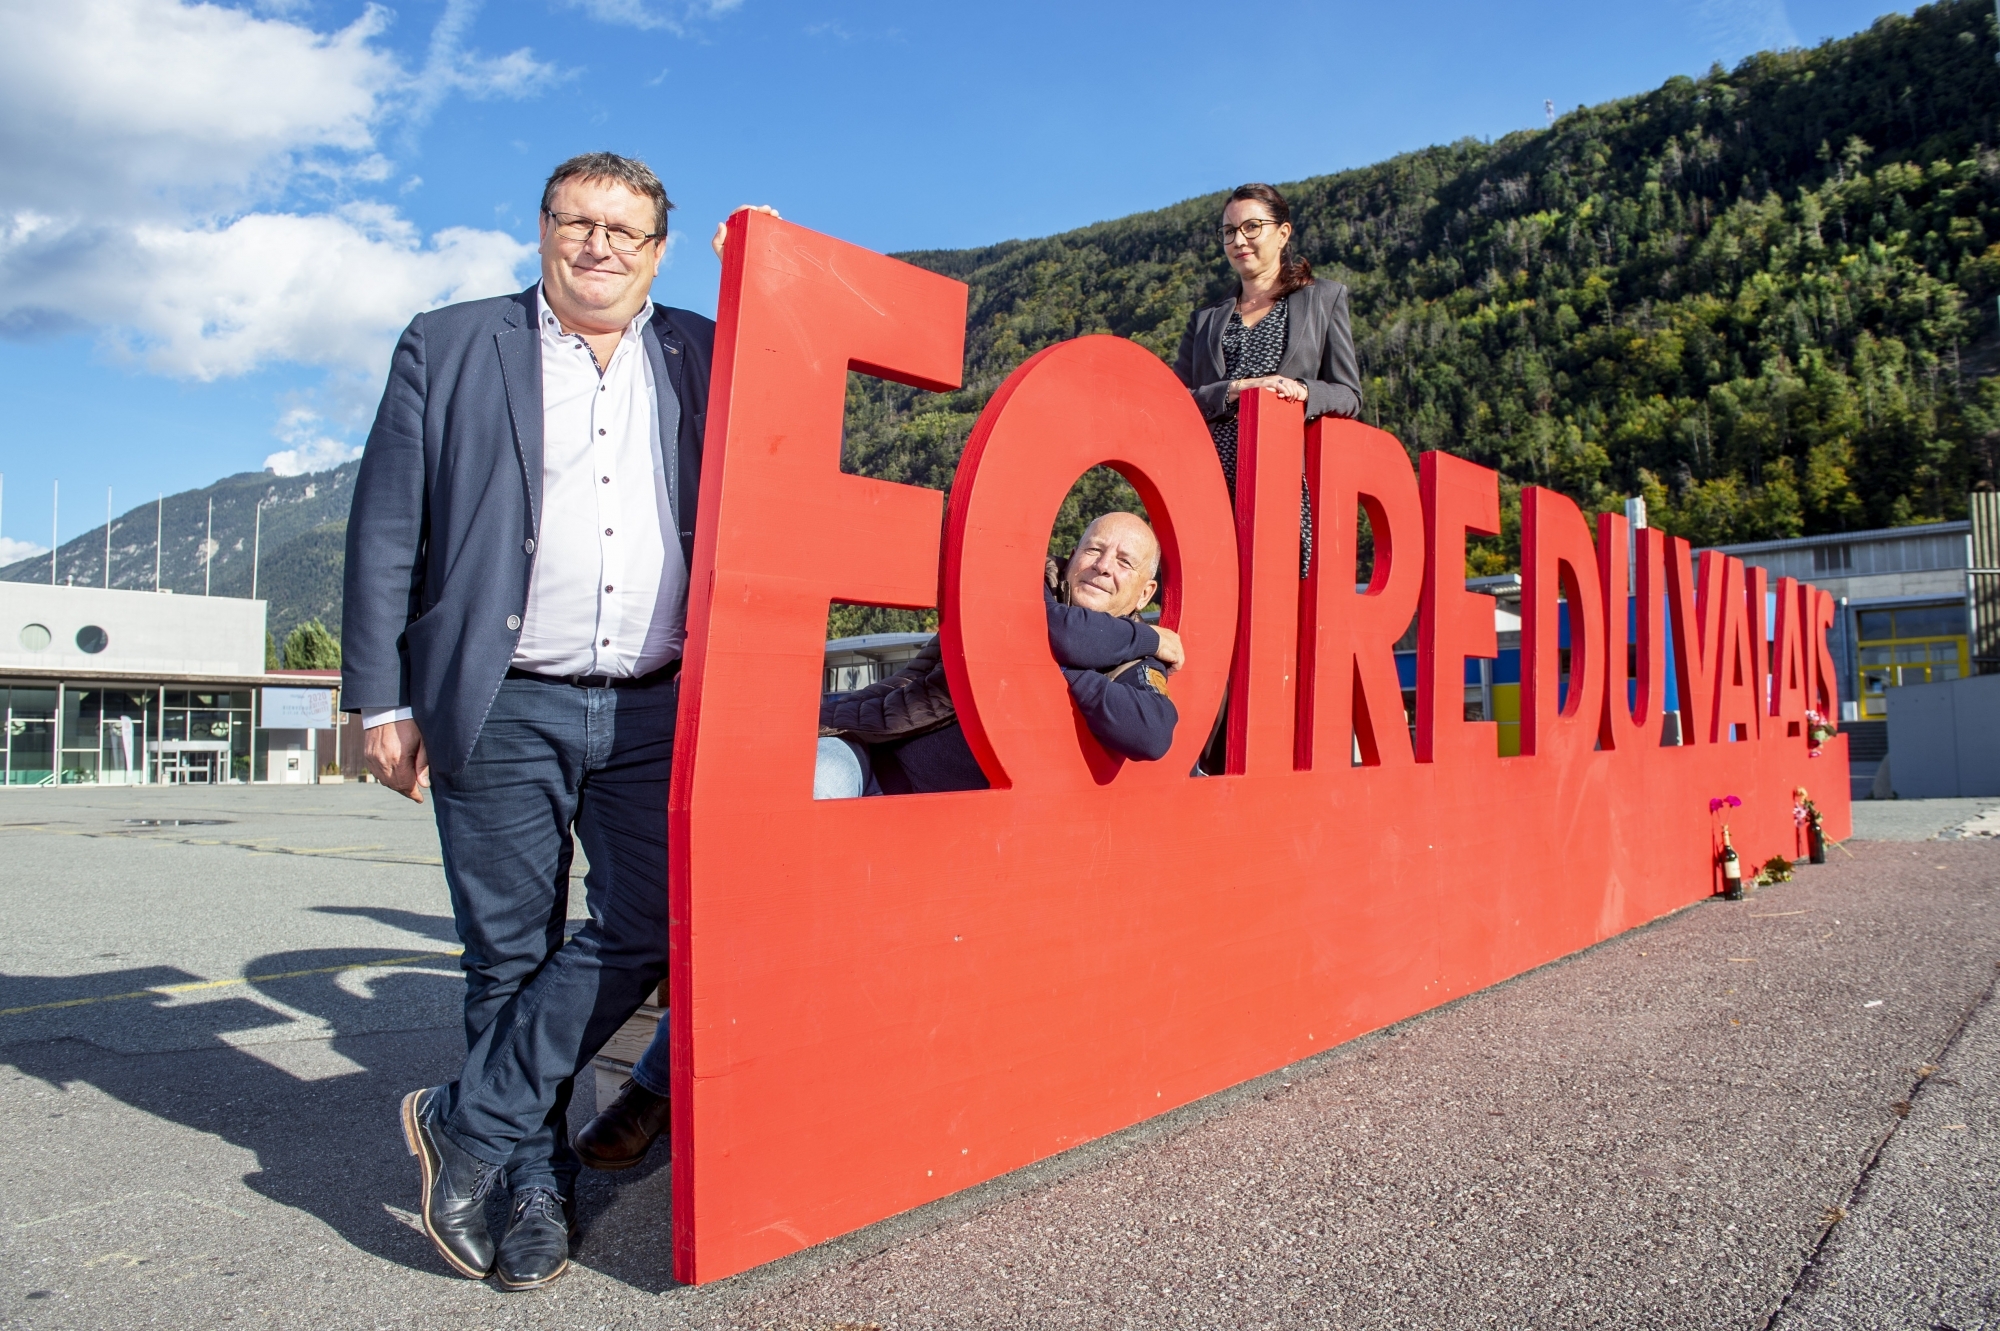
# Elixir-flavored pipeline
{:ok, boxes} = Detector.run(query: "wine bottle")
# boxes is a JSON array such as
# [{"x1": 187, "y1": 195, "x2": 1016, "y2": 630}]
[
  {"x1": 1720, "y1": 825, "x2": 1743, "y2": 900},
  {"x1": 1808, "y1": 810, "x2": 1826, "y2": 865}
]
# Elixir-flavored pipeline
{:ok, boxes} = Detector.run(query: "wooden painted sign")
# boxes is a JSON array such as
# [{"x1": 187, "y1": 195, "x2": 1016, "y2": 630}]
[{"x1": 668, "y1": 212, "x2": 1851, "y2": 1283}]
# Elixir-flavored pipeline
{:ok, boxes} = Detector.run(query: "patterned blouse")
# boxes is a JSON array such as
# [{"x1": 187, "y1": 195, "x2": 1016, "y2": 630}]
[{"x1": 1210, "y1": 298, "x2": 1312, "y2": 575}]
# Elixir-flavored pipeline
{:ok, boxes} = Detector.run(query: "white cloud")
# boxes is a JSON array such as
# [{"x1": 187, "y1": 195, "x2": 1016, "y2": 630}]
[
  {"x1": 408, "y1": 0, "x2": 567, "y2": 129},
  {"x1": 0, "y1": 0, "x2": 396, "y2": 221},
  {"x1": 563, "y1": 0, "x2": 671, "y2": 28},
  {"x1": 11, "y1": 207, "x2": 533, "y2": 380},
  {"x1": 0, "y1": 537, "x2": 50, "y2": 565},
  {"x1": 265, "y1": 408, "x2": 364, "y2": 476},
  {"x1": 558, "y1": 0, "x2": 743, "y2": 33},
  {"x1": 0, "y1": 0, "x2": 545, "y2": 448},
  {"x1": 1697, "y1": 0, "x2": 1799, "y2": 59}
]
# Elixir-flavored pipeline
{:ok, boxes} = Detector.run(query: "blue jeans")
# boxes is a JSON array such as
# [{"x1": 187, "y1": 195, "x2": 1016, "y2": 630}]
[
  {"x1": 626, "y1": 737, "x2": 868, "y2": 1097},
  {"x1": 428, "y1": 673, "x2": 677, "y2": 1195}
]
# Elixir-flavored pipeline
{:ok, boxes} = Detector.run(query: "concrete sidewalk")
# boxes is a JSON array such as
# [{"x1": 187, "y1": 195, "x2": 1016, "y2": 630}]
[{"x1": 1, "y1": 787, "x2": 1995, "y2": 1329}]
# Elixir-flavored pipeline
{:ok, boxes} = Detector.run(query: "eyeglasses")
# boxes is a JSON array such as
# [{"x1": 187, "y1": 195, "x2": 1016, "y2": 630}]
[
  {"x1": 1221, "y1": 217, "x2": 1281, "y2": 243},
  {"x1": 544, "y1": 210, "x2": 663, "y2": 253}
]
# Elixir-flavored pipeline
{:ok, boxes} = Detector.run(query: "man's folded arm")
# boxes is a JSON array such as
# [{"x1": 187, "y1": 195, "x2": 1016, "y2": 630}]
[
  {"x1": 1063, "y1": 663, "x2": 1178, "y2": 762},
  {"x1": 1044, "y1": 586, "x2": 1158, "y2": 670},
  {"x1": 341, "y1": 317, "x2": 431, "y2": 714}
]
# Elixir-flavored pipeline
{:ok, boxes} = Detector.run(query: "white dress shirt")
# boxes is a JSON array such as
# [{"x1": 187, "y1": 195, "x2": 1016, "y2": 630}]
[{"x1": 364, "y1": 285, "x2": 687, "y2": 730}]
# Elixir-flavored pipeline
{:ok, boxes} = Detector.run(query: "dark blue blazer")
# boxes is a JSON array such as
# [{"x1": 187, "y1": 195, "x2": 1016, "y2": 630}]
[{"x1": 340, "y1": 285, "x2": 715, "y2": 775}]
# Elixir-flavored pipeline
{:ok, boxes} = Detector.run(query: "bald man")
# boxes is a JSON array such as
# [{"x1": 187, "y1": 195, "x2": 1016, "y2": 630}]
[
  {"x1": 568, "y1": 513, "x2": 1182, "y2": 1170},
  {"x1": 832, "y1": 510, "x2": 1181, "y2": 793}
]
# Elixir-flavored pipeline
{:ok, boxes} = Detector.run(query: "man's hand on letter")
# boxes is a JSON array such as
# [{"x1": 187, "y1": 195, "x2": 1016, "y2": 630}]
[
  {"x1": 1150, "y1": 625, "x2": 1185, "y2": 674},
  {"x1": 366, "y1": 718, "x2": 432, "y2": 804},
  {"x1": 711, "y1": 204, "x2": 782, "y2": 259}
]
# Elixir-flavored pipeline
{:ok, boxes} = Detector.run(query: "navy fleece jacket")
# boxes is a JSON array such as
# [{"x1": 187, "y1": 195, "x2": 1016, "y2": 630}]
[{"x1": 870, "y1": 589, "x2": 1178, "y2": 794}]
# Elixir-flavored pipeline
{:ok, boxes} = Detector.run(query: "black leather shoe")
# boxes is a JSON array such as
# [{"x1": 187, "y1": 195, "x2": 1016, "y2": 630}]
[
  {"x1": 399, "y1": 1087, "x2": 498, "y2": 1278},
  {"x1": 494, "y1": 1187, "x2": 572, "y2": 1290},
  {"x1": 574, "y1": 1078, "x2": 670, "y2": 1170}
]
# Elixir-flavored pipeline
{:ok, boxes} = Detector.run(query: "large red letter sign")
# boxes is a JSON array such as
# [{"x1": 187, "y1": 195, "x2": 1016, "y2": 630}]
[
  {"x1": 670, "y1": 216, "x2": 1852, "y2": 1282},
  {"x1": 1299, "y1": 419, "x2": 1423, "y2": 769},
  {"x1": 1521, "y1": 486, "x2": 1605, "y2": 762}
]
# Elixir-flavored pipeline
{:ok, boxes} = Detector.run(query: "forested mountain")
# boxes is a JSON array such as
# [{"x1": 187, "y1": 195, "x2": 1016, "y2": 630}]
[
  {"x1": 843, "y1": 0, "x2": 2000, "y2": 611},
  {"x1": 0, "y1": 462, "x2": 357, "y2": 645},
  {"x1": 14, "y1": 1, "x2": 1999, "y2": 642}
]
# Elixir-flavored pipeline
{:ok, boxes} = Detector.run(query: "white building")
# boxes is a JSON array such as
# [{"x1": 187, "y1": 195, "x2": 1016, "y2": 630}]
[
  {"x1": 1714, "y1": 518, "x2": 1982, "y2": 720},
  {"x1": 0, "y1": 583, "x2": 340, "y2": 786}
]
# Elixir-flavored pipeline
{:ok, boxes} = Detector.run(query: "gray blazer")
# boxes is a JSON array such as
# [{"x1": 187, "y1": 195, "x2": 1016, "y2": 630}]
[
  {"x1": 1171, "y1": 277, "x2": 1363, "y2": 425},
  {"x1": 340, "y1": 285, "x2": 715, "y2": 776}
]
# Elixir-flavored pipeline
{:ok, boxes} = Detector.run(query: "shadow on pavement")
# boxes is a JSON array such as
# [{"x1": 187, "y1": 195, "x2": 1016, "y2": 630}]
[
  {"x1": 309, "y1": 905, "x2": 465, "y2": 946},
  {"x1": 2, "y1": 931, "x2": 682, "y2": 1294}
]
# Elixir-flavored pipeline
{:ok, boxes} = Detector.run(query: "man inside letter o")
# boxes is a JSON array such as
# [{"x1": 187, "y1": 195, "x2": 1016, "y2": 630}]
[
  {"x1": 818, "y1": 511, "x2": 1184, "y2": 794},
  {"x1": 559, "y1": 511, "x2": 1184, "y2": 1172},
  {"x1": 341, "y1": 152, "x2": 770, "y2": 1291}
]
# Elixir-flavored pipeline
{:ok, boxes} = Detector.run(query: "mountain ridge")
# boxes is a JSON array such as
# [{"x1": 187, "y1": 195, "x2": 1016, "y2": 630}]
[
  {"x1": 0, "y1": 462, "x2": 358, "y2": 645},
  {"x1": 12, "y1": 0, "x2": 1996, "y2": 639}
]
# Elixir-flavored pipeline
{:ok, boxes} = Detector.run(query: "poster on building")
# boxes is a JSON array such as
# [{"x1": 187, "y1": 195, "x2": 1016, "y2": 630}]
[{"x1": 260, "y1": 688, "x2": 333, "y2": 730}]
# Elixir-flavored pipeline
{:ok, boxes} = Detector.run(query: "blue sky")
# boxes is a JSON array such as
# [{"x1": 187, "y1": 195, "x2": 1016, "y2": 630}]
[{"x1": 0, "y1": 0, "x2": 1906, "y2": 561}]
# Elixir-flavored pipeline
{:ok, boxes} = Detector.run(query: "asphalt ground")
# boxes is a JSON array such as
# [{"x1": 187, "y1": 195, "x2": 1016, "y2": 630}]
[{"x1": 1, "y1": 785, "x2": 1996, "y2": 1330}]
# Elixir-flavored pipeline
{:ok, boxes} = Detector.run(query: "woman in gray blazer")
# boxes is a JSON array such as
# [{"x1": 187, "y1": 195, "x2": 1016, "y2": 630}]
[{"x1": 1171, "y1": 182, "x2": 1363, "y2": 574}]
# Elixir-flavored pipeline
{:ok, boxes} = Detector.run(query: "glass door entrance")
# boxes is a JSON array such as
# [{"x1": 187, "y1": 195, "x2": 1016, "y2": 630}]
[{"x1": 156, "y1": 690, "x2": 252, "y2": 783}]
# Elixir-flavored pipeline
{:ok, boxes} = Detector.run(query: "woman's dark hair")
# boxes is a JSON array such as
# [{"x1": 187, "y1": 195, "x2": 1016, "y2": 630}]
[{"x1": 1225, "y1": 183, "x2": 1313, "y2": 298}]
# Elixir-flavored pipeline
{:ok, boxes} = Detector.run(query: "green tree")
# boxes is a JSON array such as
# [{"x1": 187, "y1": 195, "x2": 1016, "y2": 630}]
[
  {"x1": 281, "y1": 618, "x2": 341, "y2": 670},
  {"x1": 823, "y1": 0, "x2": 2000, "y2": 597}
]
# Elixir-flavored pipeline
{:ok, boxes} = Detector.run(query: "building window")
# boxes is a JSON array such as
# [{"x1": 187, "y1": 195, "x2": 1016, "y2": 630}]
[
  {"x1": 18, "y1": 624, "x2": 50, "y2": 651},
  {"x1": 1856, "y1": 604, "x2": 1970, "y2": 717},
  {"x1": 825, "y1": 662, "x2": 882, "y2": 693},
  {"x1": 1812, "y1": 544, "x2": 1853, "y2": 574},
  {"x1": 59, "y1": 688, "x2": 153, "y2": 785},
  {"x1": 3, "y1": 687, "x2": 57, "y2": 785},
  {"x1": 74, "y1": 625, "x2": 108, "y2": 654}
]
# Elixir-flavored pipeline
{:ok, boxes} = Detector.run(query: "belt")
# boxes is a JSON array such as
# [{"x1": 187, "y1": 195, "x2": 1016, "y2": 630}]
[{"x1": 505, "y1": 658, "x2": 681, "y2": 689}]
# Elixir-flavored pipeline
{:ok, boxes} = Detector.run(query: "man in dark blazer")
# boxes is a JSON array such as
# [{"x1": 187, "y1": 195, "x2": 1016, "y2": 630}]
[{"x1": 341, "y1": 152, "x2": 764, "y2": 1290}]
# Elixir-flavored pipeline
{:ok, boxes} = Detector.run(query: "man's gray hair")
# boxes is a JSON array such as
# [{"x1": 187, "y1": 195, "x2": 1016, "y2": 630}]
[{"x1": 541, "y1": 152, "x2": 674, "y2": 236}]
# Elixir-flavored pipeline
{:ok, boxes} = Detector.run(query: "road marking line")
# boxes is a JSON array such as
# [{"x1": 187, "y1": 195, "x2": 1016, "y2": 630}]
[
  {"x1": 0, "y1": 822, "x2": 444, "y2": 865},
  {"x1": 21, "y1": 1191, "x2": 250, "y2": 1230},
  {"x1": 0, "y1": 952, "x2": 463, "y2": 1018}
]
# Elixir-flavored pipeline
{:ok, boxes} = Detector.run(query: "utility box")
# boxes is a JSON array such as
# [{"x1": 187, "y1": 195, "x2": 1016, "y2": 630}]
[
  {"x1": 1884, "y1": 672, "x2": 2000, "y2": 797},
  {"x1": 263, "y1": 731, "x2": 314, "y2": 784}
]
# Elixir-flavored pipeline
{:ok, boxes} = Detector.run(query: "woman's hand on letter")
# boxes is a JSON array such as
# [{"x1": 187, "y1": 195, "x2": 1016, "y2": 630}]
[{"x1": 1248, "y1": 375, "x2": 1307, "y2": 402}]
